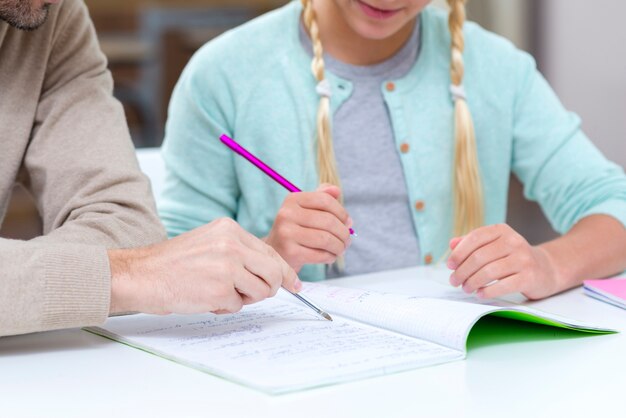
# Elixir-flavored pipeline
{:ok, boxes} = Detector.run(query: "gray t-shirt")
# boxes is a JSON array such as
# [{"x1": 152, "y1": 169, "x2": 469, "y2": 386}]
[{"x1": 300, "y1": 21, "x2": 422, "y2": 277}]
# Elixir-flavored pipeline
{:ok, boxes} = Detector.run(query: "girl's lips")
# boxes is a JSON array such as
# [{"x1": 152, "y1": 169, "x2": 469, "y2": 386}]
[{"x1": 356, "y1": 0, "x2": 402, "y2": 20}]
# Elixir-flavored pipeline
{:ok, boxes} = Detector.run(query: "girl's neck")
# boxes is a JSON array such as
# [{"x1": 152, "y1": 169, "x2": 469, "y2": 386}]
[{"x1": 312, "y1": 0, "x2": 416, "y2": 66}]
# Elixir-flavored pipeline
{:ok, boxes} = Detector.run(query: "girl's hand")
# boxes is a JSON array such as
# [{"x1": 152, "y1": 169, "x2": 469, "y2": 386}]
[
  {"x1": 447, "y1": 224, "x2": 562, "y2": 300},
  {"x1": 265, "y1": 184, "x2": 352, "y2": 272}
]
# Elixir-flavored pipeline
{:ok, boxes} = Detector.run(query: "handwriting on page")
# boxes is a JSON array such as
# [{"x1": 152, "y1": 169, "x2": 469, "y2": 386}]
[
  {"x1": 101, "y1": 294, "x2": 461, "y2": 392},
  {"x1": 300, "y1": 283, "x2": 504, "y2": 351}
]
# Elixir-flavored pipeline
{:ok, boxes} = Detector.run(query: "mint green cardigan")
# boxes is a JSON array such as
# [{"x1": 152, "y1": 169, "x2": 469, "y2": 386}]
[{"x1": 159, "y1": 2, "x2": 626, "y2": 281}]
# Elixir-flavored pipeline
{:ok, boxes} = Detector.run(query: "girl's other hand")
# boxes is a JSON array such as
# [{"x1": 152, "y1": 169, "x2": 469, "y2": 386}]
[
  {"x1": 265, "y1": 184, "x2": 353, "y2": 272},
  {"x1": 447, "y1": 224, "x2": 562, "y2": 300}
]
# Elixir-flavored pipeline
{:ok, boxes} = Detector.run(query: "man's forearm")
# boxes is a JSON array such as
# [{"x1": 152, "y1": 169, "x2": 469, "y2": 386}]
[
  {"x1": 108, "y1": 247, "x2": 165, "y2": 316},
  {"x1": 109, "y1": 249, "x2": 135, "y2": 315}
]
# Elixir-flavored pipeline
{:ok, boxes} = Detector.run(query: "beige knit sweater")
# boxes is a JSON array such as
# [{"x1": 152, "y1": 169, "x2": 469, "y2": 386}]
[{"x1": 0, "y1": 0, "x2": 166, "y2": 337}]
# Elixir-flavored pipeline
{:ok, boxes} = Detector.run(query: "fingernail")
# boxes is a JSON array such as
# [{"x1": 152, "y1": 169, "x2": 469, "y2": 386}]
[
  {"x1": 346, "y1": 217, "x2": 353, "y2": 227},
  {"x1": 294, "y1": 279, "x2": 303, "y2": 292},
  {"x1": 447, "y1": 260, "x2": 457, "y2": 270},
  {"x1": 462, "y1": 284, "x2": 472, "y2": 294},
  {"x1": 449, "y1": 273, "x2": 458, "y2": 287},
  {"x1": 476, "y1": 290, "x2": 485, "y2": 299}
]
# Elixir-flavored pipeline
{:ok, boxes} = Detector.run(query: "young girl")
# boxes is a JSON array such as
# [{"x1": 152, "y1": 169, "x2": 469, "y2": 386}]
[{"x1": 159, "y1": 0, "x2": 626, "y2": 300}]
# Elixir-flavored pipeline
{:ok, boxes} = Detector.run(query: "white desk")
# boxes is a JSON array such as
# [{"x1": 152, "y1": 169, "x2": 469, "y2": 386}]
[{"x1": 1, "y1": 267, "x2": 624, "y2": 418}]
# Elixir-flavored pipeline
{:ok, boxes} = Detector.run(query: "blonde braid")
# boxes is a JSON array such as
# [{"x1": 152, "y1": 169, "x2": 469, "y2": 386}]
[
  {"x1": 301, "y1": 0, "x2": 345, "y2": 271},
  {"x1": 448, "y1": 0, "x2": 484, "y2": 236},
  {"x1": 301, "y1": 0, "x2": 341, "y2": 188}
]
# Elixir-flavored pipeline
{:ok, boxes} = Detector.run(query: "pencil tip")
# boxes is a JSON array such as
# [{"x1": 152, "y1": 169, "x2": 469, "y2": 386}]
[{"x1": 322, "y1": 312, "x2": 333, "y2": 321}]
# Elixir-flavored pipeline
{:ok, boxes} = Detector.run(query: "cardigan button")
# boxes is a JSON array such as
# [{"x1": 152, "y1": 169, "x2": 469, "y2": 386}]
[
  {"x1": 414, "y1": 200, "x2": 425, "y2": 211},
  {"x1": 386, "y1": 81, "x2": 396, "y2": 92},
  {"x1": 399, "y1": 143, "x2": 410, "y2": 154},
  {"x1": 424, "y1": 254, "x2": 434, "y2": 265}
]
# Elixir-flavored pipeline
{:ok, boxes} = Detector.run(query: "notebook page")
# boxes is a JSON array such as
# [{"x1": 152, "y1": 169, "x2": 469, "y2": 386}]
[
  {"x1": 300, "y1": 284, "x2": 613, "y2": 351},
  {"x1": 91, "y1": 292, "x2": 462, "y2": 394},
  {"x1": 300, "y1": 283, "x2": 508, "y2": 351}
]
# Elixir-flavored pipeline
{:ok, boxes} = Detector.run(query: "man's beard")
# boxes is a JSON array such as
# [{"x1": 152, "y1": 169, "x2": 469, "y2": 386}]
[{"x1": 0, "y1": 1, "x2": 51, "y2": 31}]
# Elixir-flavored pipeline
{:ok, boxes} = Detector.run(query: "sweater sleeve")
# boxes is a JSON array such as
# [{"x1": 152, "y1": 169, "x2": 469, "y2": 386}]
[
  {"x1": 0, "y1": 0, "x2": 166, "y2": 337},
  {"x1": 510, "y1": 52, "x2": 626, "y2": 234}
]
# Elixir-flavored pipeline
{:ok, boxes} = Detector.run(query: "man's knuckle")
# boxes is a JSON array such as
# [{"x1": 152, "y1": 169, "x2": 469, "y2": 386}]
[
  {"x1": 214, "y1": 217, "x2": 236, "y2": 230},
  {"x1": 265, "y1": 244, "x2": 281, "y2": 260},
  {"x1": 214, "y1": 238, "x2": 238, "y2": 255},
  {"x1": 221, "y1": 262, "x2": 240, "y2": 281}
]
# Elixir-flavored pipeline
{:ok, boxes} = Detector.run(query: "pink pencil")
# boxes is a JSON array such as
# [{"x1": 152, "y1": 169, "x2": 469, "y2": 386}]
[{"x1": 219, "y1": 134, "x2": 356, "y2": 236}]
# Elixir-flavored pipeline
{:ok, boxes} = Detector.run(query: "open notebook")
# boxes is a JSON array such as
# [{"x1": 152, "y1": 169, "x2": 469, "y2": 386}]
[{"x1": 89, "y1": 282, "x2": 614, "y2": 394}]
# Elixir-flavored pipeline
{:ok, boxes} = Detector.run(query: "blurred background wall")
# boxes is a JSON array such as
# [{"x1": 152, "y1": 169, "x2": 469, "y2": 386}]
[
  {"x1": 463, "y1": 0, "x2": 626, "y2": 243},
  {"x1": 2, "y1": 0, "x2": 625, "y2": 246}
]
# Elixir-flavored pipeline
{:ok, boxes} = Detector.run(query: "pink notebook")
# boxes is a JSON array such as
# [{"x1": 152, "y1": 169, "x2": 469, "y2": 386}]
[{"x1": 583, "y1": 278, "x2": 626, "y2": 310}]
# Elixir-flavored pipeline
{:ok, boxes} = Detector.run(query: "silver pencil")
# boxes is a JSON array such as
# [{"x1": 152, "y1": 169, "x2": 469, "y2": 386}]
[{"x1": 284, "y1": 288, "x2": 333, "y2": 321}]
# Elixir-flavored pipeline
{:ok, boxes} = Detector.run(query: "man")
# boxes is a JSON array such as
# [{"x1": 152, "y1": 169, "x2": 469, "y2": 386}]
[{"x1": 0, "y1": 0, "x2": 300, "y2": 337}]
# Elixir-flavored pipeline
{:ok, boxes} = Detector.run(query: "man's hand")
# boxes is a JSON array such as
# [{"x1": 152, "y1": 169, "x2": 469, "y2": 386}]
[
  {"x1": 265, "y1": 184, "x2": 353, "y2": 272},
  {"x1": 109, "y1": 218, "x2": 301, "y2": 315}
]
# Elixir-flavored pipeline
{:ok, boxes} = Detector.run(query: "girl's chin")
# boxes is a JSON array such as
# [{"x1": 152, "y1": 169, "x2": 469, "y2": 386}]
[{"x1": 351, "y1": 21, "x2": 404, "y2": 41}]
